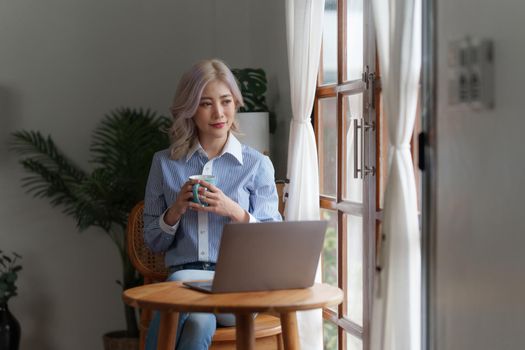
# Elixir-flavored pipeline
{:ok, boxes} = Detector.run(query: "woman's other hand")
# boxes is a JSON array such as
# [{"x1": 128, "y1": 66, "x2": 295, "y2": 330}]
[
  {"x1": 189, "y1": 180, "x2": 249, "y2": 223},
  {"x1": 164, "y1": 180, "x2": 194, "y2": 225}
]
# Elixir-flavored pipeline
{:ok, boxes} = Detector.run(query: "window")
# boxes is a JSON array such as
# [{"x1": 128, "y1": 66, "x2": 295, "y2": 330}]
[
  {"x1": 317, "y1": 0, "x2": 377, "y2": 349},
  {"x1": 317, "y1": 2, "x2": 422, "y2": 349}
]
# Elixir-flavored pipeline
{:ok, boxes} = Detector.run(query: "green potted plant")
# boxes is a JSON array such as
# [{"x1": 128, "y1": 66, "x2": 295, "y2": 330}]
[
  {"x1": 0, "y1": 251, "x2": 22, "y2": 350},
  {"x1": 9, "y1": 108, "x2": 171, "y2": 349},
  {"x1": 232, "y1": 68, "x2": 276, "y2": 155}
]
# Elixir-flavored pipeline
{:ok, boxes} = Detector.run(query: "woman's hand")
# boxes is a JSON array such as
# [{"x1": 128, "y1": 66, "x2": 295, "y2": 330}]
[
  {"x1": 164, "y1": 180, "x2": 195, "y2": 225},
  {"x1": 190, "y1": 179, "x2": 250, "y2": 223}
]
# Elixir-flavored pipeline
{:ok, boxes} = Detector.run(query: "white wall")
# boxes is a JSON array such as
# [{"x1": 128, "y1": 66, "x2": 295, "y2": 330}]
[
  {"x1": 435, "y1": 0, "x2": 525, "y2": 348},
  {"x1": 0, "y1": 1, "x2": 290, "y2": 349}
]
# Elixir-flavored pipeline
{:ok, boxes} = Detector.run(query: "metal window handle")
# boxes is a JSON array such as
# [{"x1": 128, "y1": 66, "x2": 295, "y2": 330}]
[
  {"x1": 363, "y1": 121, "x2": 376, "y2": 177},
  {"x1": 361, "y1": 119, "x2": 366, "y2": 179},
  {"x1": 364, "y1": 121, "x2": 376, "y2": 176},
  {"x1": 353, "y1": 119, "x2": 376, "y2": 179},
  {"x1": 353, "y1": 119, "x2": 361, "y2": 179}
]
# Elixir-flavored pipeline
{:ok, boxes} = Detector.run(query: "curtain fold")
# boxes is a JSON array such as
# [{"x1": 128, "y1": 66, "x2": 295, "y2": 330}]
[
  {"x1": 285, "y1": 0, "x2": 325, "y2": 349},
  {"x1": 370, "y1": 0, "x2": 422, "y2": 349}
]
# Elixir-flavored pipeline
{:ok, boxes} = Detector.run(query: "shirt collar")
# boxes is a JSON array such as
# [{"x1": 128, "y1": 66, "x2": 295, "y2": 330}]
[{"x1": 185, "y1": 133, "x2": 243, "y2": 165}]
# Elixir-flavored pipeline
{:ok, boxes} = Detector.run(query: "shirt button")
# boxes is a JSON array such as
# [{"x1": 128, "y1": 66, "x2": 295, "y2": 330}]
[{"x1": 201, "y1": 251, "x2": 205, "y2": 255}]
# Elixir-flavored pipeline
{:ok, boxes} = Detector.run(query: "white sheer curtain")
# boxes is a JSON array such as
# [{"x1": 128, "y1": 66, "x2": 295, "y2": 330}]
[
  {"x1": 370, "y1": 0, "x2": 422, "y2": 349},
  {"x1": 285, "y1": 0, "x2": 325, "y2": 349}
]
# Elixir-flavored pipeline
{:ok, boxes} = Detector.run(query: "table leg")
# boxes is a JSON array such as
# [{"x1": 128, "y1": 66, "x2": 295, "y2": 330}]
[
  {"x1": 280, "y1": 311, "x2": 300, "y2": 350},
  {"x1": 235, "y1": 313, "x2": 255, "y2": 350},
  {"x1": 157, "y1": 311, "x2": 179, "y2": 350}
]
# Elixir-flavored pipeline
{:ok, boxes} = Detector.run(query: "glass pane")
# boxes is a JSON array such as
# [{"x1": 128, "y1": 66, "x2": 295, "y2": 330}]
[
  {"x1": 319, "y1": 98, "x2": 337, "y2": 197},
  {"x1": 343, "y1": 93, "x2": 363, "y2": 202},
  {"x1": 345, "y1": 0, "x2": 364, "y2": 81},
  {"x1": 321, "y1": 209, "x2": 338, "y2": 290},
  {"x1": 323, "y1": 320, "x2": 339, "y2": 350},
  {"x1": 346, "y1": 213, "x2": 363, "y2": 326},
  {"x1": 321, "y1": 0, "x2": 337, "y2": 84},
  {"x1": 346, "y1": 332, "x2": 363, "y2": 350}
]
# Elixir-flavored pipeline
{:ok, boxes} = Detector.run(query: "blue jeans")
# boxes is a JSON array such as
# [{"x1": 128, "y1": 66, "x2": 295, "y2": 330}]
[{"x1": 144, "y1": 262, "x2": 236, "y2": 350}]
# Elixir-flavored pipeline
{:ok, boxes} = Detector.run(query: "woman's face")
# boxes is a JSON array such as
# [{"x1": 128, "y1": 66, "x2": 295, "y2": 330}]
[{"x1": 193, "y1": 79, "x2": 236, "y2": 143}]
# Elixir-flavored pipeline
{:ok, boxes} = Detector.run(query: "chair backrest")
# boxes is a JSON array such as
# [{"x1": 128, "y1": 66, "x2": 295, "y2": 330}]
[
  {"x1": 127, "y1": 182, "x2": 286, "y2": 282},
  {"x1": 127, "y1": 201, "x2": 168, "y2": 282}
]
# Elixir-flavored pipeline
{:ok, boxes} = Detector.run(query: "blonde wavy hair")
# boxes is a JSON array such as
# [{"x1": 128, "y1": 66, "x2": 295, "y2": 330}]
[{"x1": 168, "y1": 59, "x2": 244, "y2": 160}]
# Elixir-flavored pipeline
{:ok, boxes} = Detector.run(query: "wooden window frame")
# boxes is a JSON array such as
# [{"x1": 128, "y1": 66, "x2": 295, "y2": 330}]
[
  {"x1": 316, "y1": 2, "x2": 421, "y2": 349},
  {"x1": 315, "y1": 0, "x2": 380, "y2": 349}
]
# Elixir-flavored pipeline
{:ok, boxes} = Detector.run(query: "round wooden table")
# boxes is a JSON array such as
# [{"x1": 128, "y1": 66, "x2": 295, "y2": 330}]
[{"x1": 123, "y1": 282, "x2": 343, "y2": 350}]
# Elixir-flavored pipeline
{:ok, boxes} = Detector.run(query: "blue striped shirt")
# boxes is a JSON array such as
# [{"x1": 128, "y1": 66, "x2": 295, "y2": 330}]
[{"x1": 143, "y1": 134, "x2": 282, "y2": 267}]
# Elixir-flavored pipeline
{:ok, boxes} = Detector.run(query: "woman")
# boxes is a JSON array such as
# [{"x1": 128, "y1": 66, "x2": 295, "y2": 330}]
[{"x1": 143, "y1": 58, "x2": 282, "y2": 350}]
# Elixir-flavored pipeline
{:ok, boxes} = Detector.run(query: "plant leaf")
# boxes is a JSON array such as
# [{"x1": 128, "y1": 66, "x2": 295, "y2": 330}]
[{"x1": 231, "y1": 68, "x2": 269, "y2": 113}]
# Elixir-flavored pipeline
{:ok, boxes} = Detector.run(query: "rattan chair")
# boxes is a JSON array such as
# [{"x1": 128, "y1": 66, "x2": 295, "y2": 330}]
[{"x1": 127, "y1": 182, "x2": 286, "y2": 350}]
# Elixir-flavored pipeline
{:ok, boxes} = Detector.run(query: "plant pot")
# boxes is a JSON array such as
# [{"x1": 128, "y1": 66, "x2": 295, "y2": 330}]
[
  {"x1": 102, "y1": 330, "x2": 139, "y2": 350},
  {"x1": 0, "y1": 302, "x2": 21, "y2": 350},
  {"x1": 236, "y1": 112, "x2": 270, "y2": 155}
]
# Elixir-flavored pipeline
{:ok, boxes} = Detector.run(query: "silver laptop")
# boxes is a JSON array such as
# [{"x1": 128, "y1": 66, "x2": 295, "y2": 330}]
[{"x1": 183, "y1": 220, "x2": 327, "y2": 293}]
